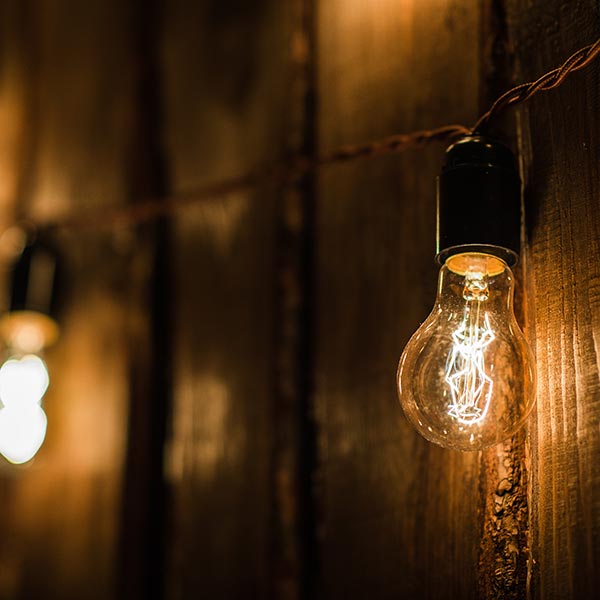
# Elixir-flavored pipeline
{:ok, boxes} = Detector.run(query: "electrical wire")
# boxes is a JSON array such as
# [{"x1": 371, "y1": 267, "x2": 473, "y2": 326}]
[
  {"x1": 42, "y1": 36, "x2": 600, "y2": 230},
  {"x1": 473, "y1": 37, "x2": 600, "y2": 132}
]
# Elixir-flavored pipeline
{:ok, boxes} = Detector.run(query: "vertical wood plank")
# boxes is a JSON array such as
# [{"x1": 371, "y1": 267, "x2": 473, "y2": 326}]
[
  {"x1": 160, "y1": 1, "x2": 294, "y2": 597},
  {"x1": 314, "y1": 2, "x2": 484, "y2": 598},
  {"x1": 115, "y1": 0, "x2": 171, "y2": 598},
  {"x1": 477, "y1": 4, "x2": 530, "y2": 598},
  {"x1": 504, "y1": 1, "x2": 600, "y2": 598},
  {"x1": 0, "y1": 1, "x2": 139, "y2": 598}
]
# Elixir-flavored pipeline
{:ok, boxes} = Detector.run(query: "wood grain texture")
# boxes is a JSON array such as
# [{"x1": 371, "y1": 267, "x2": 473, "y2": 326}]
[
  {"x1": 314, "y1": 2, "x2": 484, "y2": 598},
  {"x1": 476, "y1": 4, "x2": 530, "y2": 598},
  {"x1": 159, "y1": 1, "x2": 294, "y2": 597},
  {"x1": 504, "y1": 2, "x2": 600, "y2": 598}
]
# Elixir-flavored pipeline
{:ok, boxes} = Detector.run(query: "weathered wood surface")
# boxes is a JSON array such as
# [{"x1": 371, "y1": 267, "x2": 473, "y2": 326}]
[
  {"x1": 0, "y1": 1, "x2": 599, "y2": 599},
  {"x1": 314, "y1": 2, "x2": 485, "y2": 598},
  {"x1": 506, "y1": 2, "x2": 600, "y2": 598},
  {"x1": 476, "y1": 5, "x2": 531, "y2": 599}
]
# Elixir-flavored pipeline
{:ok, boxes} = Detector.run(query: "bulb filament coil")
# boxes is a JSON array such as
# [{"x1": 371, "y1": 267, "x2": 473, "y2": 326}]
[{"x1": 445, "y1": 274, "x2": 494, "y2": 424}]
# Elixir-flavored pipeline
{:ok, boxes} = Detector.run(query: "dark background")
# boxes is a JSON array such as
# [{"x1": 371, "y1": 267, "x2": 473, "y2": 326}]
[{"x1": 0, "y1": 1, "x2": 599, "y2": 599}]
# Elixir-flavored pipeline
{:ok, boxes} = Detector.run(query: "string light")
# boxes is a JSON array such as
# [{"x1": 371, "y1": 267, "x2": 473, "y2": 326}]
[{"x1": 0, "y1": 38, "x2": 595, "y2": 462}]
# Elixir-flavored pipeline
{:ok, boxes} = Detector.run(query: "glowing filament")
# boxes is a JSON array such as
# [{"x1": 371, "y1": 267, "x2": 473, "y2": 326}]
[{"x1": 445, "y1": 295, "x2": 495, "y2": 424}]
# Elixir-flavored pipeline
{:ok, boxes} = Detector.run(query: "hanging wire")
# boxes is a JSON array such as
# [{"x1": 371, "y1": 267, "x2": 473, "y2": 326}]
[
  {"x1": 473, "y1": 37, "x2": 600, "y2": 132},
  {"x1": 42, "y1": 36, "x2": 600, "y2": 231}
]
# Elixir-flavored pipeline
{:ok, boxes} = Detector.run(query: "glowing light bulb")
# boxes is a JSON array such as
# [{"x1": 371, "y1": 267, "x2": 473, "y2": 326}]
[
  {"x1": 0, "y1": 354, "x2": 49, "y2": 405},
  {"x1": 396, "y1": 135, "x2": 536, "y2": 449},
  {"x1": 0, "y1": 354, "x2": 49, "y2": 464},
  {"x1": 397, "y1": 252, "x2": 535, "y2": 450},
  {"x1": 0, "y1": 225, "x2": 61, "y2": 464}
]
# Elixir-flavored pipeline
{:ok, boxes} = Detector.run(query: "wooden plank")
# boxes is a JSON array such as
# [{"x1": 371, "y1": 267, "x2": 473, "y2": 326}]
[
  {"x1": 114, "y1": 1, "x2": 171, "y2": 598},
  {"x1": 0, "y1": 1, "x2": 139, "y2": 598},
  {"x1": 0, "y1": 0, "x2": 27, "y2": 235},
  {"x1": 159, "y1": 1, "x2": 295, "y2": 597},
  {"x1": 504, "y1": 1, "x2": 600, "y2": 598},
  {"x1": 476, "y1": 4, "x2": 530, "y2": 598},
  {"x1": 314, "y1": 2, "x2": 485, "y2": 598}
]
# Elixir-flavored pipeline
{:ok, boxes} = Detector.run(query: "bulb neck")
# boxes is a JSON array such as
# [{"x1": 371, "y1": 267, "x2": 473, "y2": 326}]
[
  {"x1": 0, "y1": 312, "x2": 59, "y2": 353},
  {"x1": 445, "y1": 251, "x2": 507, "y2": 277},
  {"x1": 436, "y1": 135, "x2": 521, "y2": 267},
  {"x1": 436, "y1": 255, "x2": 515, "y2": 315}
]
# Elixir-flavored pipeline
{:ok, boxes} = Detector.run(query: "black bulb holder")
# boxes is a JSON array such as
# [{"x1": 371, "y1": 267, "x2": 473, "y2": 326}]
[
  {"x1": 8, "y1": 226, "x2": 61, "y2": 320},
  {"x1": 0, "y1": 225, "x2": 61, "y2": 353},
  {"x1": 0, "y1": 225, "x2": 62, "y2": 354},
  {"x1": 436, "y1": 135, "x2": 521, "y2": 267}
]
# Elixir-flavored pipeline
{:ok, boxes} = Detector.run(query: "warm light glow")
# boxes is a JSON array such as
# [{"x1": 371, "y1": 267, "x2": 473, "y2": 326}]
[
  {"x1": 0, "y1": 403, "x2": 47, "y2": 464},
  {"x1": 397, "y1": 252, "x2": 536, "y2": 450},
  {"x1": 445, "y1": 290, "x2": 495, "y2": 424},
  {"x1": 0, "y1": 354, "x2": 49, "y2": 406},
  {"x1": 0, "y1": 354, "x2": 49, "y2": 464},
  {"x1": 0, "y1": 311, "x2": 60, "y2": 353}
]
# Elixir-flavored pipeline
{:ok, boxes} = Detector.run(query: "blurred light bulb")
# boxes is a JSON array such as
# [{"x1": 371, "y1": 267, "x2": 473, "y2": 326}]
[
  {"x1": 0, "y1": 354, "x2": 49, "y2": 406},
  {"x1": 0, "y1": 354, "x2": 49, "y2": 464},
  {"x1": 397, "y1": 252, "x2": 535, "y2": 450},
  {"x1": 0, "y1": 403, "x2": 47, "y2": 465},
  {"x1": 0, "y1": 226, "x2": 61, "y2": 465}
]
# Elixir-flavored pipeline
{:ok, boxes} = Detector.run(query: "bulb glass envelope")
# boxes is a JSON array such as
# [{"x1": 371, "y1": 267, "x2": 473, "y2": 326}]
[
  {"x1": 397, "y1": 252, "x2": 536, "y2": 451},
  {"x1": 0, "y1": 354, "x2": 49, "y2": 464},
  {"x1": 0, "y1": 312, "x2": 57, "y2": 464}
]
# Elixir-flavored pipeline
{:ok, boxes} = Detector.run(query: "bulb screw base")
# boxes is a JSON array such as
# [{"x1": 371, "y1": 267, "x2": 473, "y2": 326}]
[{"x1": 436, "y1": 135, "x2": 521, "y2": 267}]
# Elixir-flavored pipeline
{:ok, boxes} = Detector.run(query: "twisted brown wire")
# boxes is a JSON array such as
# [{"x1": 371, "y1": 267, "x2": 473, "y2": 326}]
[
  {"x1": 47, "y1": 37, "x2": 600, "y2": 231},
  {"x1": 472, "y1": 37, "x2": 600, "y2": 133}
]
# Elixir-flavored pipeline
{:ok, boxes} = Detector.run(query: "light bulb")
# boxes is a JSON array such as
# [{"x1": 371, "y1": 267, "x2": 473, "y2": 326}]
[
  {"x1": 397, "y1": 252, "x2": 535, "y2": 450},
  {"x1": 0, "y1": 354, "x2": 49, "y2": 406},
  {"x1": 0, "y1": 354, "x2": 49, "y2": 464},
  {"x1": 0, "y1": 402, "x2": 47, "y2": 465},
  {"x1": 0, "y1": 226, "x2": 60, "y2": 465},
  {"x1": 396, "y1": 135, "x2": 536, "y2": 450}
]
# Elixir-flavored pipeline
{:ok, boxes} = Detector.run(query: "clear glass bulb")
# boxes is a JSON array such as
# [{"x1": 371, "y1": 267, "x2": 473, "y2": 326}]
[
  {"x1": 0, "y1": 353, "x2": 49, "y2": 464},
  {"x1": 397, "y1": 252, "x2": 535, "y2": 450}
]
